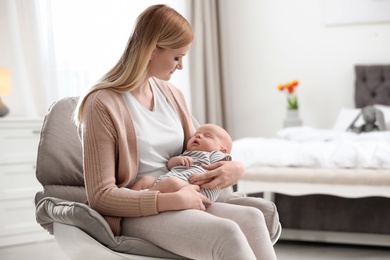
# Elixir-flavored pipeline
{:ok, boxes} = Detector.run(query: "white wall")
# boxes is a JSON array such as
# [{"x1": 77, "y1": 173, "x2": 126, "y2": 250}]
[{"x1": 218, "y1": 0, "x2": 390, "y2": 139}]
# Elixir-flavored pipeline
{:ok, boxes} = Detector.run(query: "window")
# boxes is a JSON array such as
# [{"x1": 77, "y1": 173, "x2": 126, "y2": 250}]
[{"x1": 47, "y1": 0, "x2": 191, "y2": 105}]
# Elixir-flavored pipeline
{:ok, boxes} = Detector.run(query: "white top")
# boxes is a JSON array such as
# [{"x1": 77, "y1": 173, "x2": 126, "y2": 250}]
[{"x1": 122, "y1": 78, "x2": 184, "y2": 180}]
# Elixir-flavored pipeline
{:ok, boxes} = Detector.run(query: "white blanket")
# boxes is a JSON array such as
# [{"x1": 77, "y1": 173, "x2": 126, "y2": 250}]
[{"x1": 231, "y1": 127, "x2": 390, "y2": 169}]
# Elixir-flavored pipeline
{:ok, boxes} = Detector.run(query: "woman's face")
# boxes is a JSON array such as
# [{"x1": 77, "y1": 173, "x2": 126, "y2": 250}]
[{"x1": 148, "y1": 44, "x2": 191, "y2": 81}]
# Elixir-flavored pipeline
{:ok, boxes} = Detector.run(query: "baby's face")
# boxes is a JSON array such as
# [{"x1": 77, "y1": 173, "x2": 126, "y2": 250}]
[{"x1": 186, "y1": 124, "x2": 231, "y2": 153}]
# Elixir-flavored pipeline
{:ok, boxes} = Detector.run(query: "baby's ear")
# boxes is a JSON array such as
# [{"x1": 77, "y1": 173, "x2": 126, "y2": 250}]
[{"x1": 220, "y1": 147, "x2": 228, "y2": 153}]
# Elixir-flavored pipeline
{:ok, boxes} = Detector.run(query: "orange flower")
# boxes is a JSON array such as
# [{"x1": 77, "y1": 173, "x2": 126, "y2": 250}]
[
  {"x1": 277, "y1": 80, "x2": 299, "y2": 110},
  {"x1": 277, "y1": 80, "x2": 299, "y2": 93}
]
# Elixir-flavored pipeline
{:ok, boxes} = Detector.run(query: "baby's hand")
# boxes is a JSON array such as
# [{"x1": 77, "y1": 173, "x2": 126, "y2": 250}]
[
  {"x1": 168, "y1": 156, "x2": 194, "y2": 170},
  {"x1": 179, "y1": 156, "x2": 194, "y2": 169}
]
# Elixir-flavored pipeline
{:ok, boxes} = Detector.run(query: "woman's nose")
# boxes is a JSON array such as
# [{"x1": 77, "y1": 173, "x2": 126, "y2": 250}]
[{"x1": 177, "y1": 61, "x2": 183, "y2": 70}]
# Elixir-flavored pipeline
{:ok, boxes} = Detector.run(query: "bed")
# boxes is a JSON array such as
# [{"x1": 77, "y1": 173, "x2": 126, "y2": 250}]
[{"x1": 233, "y1": 64, "x2": 390, "y2": 247}]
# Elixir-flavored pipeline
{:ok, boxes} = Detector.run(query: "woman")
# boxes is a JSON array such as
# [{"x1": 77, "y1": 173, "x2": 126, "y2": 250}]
[{"x1": 74, "y1": 4, "x2": 277, "y2": 260}]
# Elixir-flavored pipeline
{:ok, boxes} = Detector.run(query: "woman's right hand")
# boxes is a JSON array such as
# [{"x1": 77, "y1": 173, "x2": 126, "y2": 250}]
[{"x1": 157, "y1": 185, "x2": 211, "y2": 212}]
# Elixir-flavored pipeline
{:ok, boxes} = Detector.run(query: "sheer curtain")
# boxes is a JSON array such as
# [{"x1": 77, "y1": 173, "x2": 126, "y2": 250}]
[
  {"x1": 1, "y1": 0, "x2": 190, "y2": 117},
  {"x1": 1, "y1": 0, "x2": 56, "y2": 116},
  {"x1": 187, "y1": 0, "x2": 228, "y2": 128}
]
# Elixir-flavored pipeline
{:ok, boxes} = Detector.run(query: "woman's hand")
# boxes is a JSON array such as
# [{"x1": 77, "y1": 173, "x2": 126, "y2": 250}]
[
  {"x1": 157, "y1": 185, "x2": 211, "y2": 212},
  {"x1": 189, "y1": 161, "x2": 244, "y2": 190},
  {"x1": 176, "y1": 185, "x2": 212, "y2": 210}
]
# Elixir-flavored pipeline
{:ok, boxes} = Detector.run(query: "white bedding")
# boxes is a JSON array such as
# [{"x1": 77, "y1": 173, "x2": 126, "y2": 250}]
[{"x1": 231, "y1": 127, "x2": 390, "y2": 169}]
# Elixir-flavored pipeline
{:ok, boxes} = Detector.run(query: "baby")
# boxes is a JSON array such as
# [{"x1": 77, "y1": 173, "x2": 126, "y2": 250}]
[{"x1": 132, "y1": 123, "x2": 233, "y2": 202}]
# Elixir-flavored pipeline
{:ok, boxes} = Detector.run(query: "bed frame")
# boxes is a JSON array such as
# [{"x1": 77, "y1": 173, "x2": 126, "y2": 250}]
[{"x1": 238, "y1": 65, "x2": 390, "y2": 247}]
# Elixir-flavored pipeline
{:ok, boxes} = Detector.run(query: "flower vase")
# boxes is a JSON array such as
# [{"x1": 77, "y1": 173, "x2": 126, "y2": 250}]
[{"x1": 283, "y1": 109, "x2": 302, "y2": 128}]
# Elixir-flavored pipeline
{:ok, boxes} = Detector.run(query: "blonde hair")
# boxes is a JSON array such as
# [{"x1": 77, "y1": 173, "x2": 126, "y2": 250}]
[{"x1": 74, "y1": 4, "x2": 194, "y2": 124}]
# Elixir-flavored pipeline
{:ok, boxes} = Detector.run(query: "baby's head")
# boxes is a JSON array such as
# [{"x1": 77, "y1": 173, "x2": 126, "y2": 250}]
[{"x1": 186, "y1": 124, "x2": 232, "y2": 153}]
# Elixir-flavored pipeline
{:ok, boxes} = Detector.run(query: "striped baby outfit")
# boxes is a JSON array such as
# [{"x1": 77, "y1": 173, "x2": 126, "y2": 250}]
[{"x1": 156, "y1": 150, "x2": 232, "y2": 202}]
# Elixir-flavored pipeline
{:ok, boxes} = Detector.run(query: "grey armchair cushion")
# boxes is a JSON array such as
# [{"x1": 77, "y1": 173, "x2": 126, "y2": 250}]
[
  {"x1": 36, "y1": 197, "x2": 183, "y2": 258},
  {"x1": 35, "y1": 97, "x2": 84, "y2": 192}
]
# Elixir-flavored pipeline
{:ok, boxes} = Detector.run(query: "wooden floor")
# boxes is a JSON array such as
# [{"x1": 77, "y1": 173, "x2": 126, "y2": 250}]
[{"x1": 1, "y1": 239, "x2": 390, "y2": 260}]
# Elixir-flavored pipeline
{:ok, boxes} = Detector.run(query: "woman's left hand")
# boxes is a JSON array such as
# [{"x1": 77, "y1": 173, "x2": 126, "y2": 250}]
[{"x1": 189, "y1": 161, "x2": 244, "y2": 190}]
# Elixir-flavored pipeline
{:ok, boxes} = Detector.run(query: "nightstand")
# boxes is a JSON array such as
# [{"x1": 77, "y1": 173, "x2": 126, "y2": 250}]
[{"x1": 0, "y1": 118, "x2": 52, "y2": 246}]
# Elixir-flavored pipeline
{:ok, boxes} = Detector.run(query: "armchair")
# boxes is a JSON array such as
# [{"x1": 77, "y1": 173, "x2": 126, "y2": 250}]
[{"x1": 34, "y1": 97, "x2": 281, "y2": 259}]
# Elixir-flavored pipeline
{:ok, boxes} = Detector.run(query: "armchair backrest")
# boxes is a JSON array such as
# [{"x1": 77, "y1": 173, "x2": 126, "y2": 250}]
[{"x1": 35, "y1": 97, "x2": 86, "y2": 205}]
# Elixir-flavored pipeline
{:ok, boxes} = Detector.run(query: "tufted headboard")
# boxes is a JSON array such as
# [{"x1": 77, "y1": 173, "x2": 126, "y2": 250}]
[{"x1": 355, "y1": 65, "x2": 390, "y2": 108}]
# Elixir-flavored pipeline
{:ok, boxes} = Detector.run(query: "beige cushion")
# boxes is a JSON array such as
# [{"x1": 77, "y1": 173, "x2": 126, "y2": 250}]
[{"x1": 243, "y1": 166, "x2": 390, "y2": 186}]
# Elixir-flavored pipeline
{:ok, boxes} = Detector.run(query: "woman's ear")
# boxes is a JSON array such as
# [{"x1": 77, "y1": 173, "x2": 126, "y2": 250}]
[{"x1": 150, "y1": 48, "x2": 156, "y2": 60}]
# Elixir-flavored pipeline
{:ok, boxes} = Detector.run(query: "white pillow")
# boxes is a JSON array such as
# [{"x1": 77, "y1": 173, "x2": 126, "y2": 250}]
[
  {"x1": 374, "y1": 104, "x2": 390, "y2": 131},
  {"x1": 332, "y1": 108, "x2": 362, "y2": 131}
]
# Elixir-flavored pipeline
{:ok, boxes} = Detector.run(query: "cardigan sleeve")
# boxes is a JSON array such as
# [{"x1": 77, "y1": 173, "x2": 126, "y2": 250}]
[{"x1": 81, "y1": 90, "x2": 160, "y2": 218}]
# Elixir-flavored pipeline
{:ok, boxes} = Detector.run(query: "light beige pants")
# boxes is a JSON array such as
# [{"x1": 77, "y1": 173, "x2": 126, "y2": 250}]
[{"x1": 121, "y1": 194, "x2": 278, "y2": 260}]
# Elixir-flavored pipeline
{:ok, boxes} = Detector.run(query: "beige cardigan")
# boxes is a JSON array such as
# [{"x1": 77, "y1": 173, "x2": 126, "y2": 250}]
[{"x1": 80, "y1": 78, "x2": 195, "y2": 235}]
